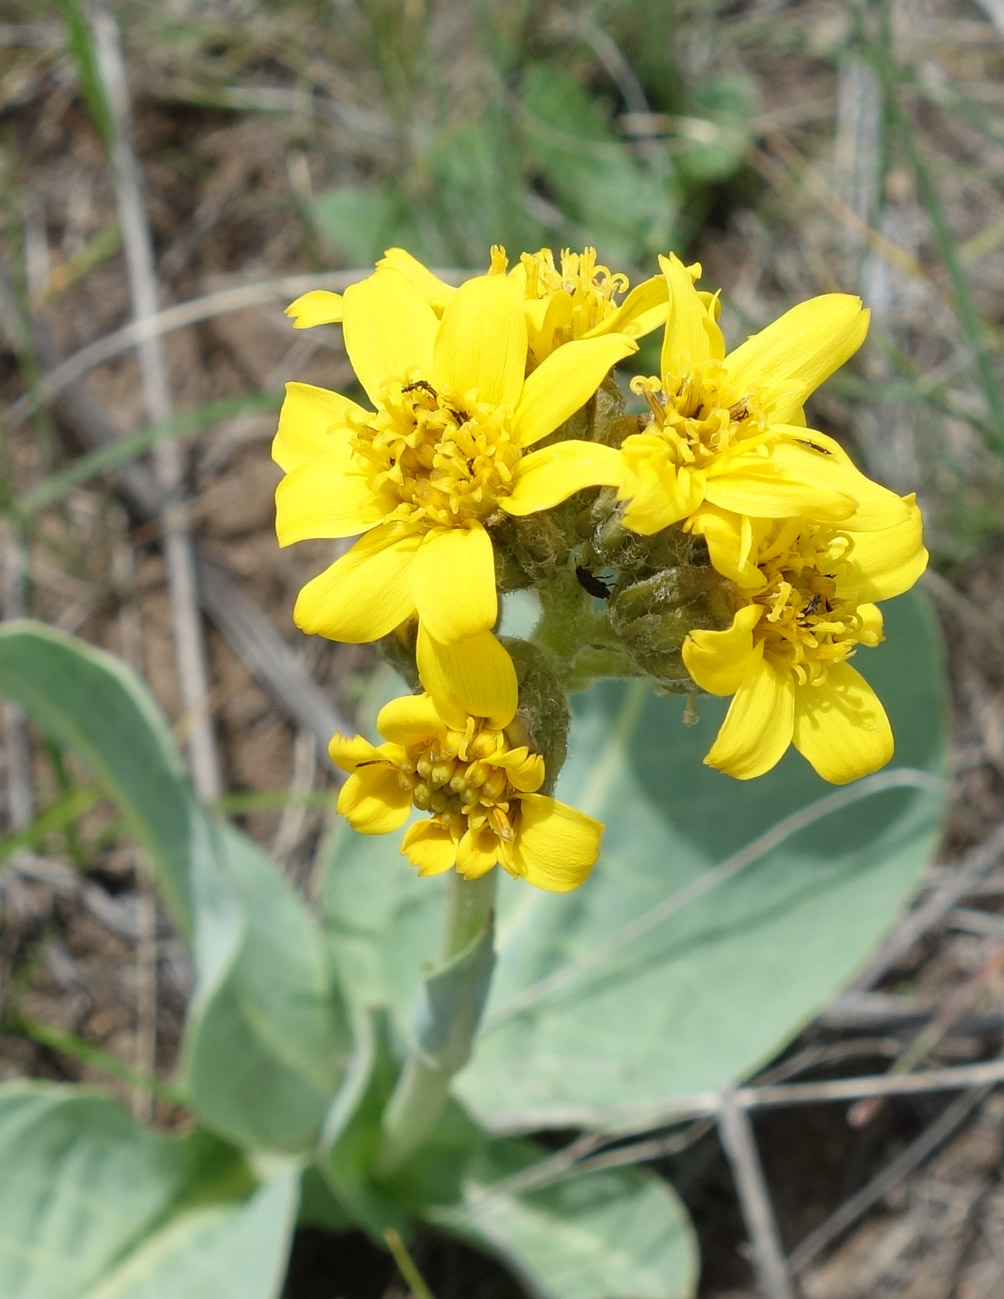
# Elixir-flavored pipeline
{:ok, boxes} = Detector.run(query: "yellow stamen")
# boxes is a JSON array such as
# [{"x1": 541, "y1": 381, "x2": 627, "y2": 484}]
[{"x1": 349, "y1": 379, "x2": 521, "y2": 529}]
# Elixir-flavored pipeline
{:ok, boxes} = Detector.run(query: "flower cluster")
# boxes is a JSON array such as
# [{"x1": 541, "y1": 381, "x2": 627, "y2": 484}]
[{"x1": 275, "y1": 244, "x2": 927, "y2": 888}]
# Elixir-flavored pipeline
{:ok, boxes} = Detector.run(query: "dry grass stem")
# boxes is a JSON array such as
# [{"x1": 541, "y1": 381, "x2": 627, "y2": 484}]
[
  {"x1": 91, "y1": 0, "x2": 219, "y2": 801},
  {"x1": 717, "y1": 1088, "x2": 796, "y2": 1299}
]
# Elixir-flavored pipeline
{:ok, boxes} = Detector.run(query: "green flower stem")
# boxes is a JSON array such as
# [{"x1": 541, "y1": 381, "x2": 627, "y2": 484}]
[
  {"x1": 564, "y1": 646, "x2": 648, "y2": 690},
  {"x1": 373, "y1": 870, "x2": 497, "y2": 1180},
  {"x1": 534, "y1": 568, "x2": 598, "y2": 666},
  {"x1": 535, "y1": 567, "x2": 637, "y2": 688}
]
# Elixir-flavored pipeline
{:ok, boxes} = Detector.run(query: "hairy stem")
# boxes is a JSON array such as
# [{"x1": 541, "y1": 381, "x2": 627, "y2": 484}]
[{"x1": 373, "y1": 870, "x2": 497, "y2": 1179}]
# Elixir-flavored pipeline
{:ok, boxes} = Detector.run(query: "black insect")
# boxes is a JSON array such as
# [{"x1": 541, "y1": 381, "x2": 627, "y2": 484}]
[
  {"x1": 804, "y1": 594, "x2": 824, "y2": 616},
  {"x1": 402, "y1": 379, "x2": 438, "y2": 400},
  {"x1": 795, "y1": 437, "x2": 833, "y2": 456},
  {"x1": 575, "y1": 565, "x2": 612, "y2": 599}
]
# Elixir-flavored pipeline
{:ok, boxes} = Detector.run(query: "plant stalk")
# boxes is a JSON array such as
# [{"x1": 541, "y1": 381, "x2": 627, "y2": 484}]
[{"x1": 373, "y1": 870, "x2": 497, "y2": 1179}]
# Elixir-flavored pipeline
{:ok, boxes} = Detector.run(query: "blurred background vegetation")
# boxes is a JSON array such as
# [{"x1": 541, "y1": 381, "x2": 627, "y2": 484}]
[{"x1": 2, "y1": 1, "x2": 1004, "y2": 1296}]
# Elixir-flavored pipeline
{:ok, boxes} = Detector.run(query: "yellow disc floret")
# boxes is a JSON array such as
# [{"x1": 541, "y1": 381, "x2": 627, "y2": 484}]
[
  {"x1": 329, "y1": 686, "x2": 603, "y2": 892},
  {"x1": 520, "y1": 246, "x2": 629, "y2": 336},
  {"x1": 628, "y1": 364, "x2": 769, "y2": 472},
  {"x1": 350, "y1": 377, "x2": 521, "y2": 528},
  {"x1": 749, "y1": 522, "x2": 882, "y2": 686},
  {"x1": 681, "y1": 500, "x2": 926, "y2": 783},
  {"x1": 394, "y1": 720, "x2": 544, "y2": 843}
]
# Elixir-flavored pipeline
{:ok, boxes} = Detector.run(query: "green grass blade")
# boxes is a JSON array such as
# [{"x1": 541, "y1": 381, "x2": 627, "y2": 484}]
[
  {"x1": 12, "y1": 393, "x2": 279, "y2": 518},
  {"x1": 54, "y1": 0, "x2": 114, "y2": 147}
]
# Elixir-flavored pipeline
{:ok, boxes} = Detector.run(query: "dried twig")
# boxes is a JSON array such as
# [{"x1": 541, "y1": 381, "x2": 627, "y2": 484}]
[
  {"x1": 848, "y1": 945, "x2": 1004, "y2": 1127},
  {"x1": 787, "y1": 1084, "x2": 993, "y2": 1275},
  {"x1": 90, "y1": 0, "x2": 220, "y2": 800},
  {"x1": 488, "y1": 1057, "x2": 1004, "y2": 1135},
  {"x1": 0, "y1": 274, "x2": 348, "y2": 765},
  {"x1": 849, "y1": 818, "x2": 1004, "y2": 994},
  {"x1": 718, "y1": 1088, "x2": 796, "y2": 1299},
  {"x1": 196, "y1": 555, "x2": 346, "y2": 754},
  {"x1": 269, "y1": 729, "x2": 319, "y2": 866},
  {"x1": 0, "y1": 522, "x2": 34, "y2": 833},
  {"x1": 111, "y1": 532, "x2": 157, "y2": 1122},
  {"x1": 7, "y1": 267, "x2": 467, "y2": 433}
]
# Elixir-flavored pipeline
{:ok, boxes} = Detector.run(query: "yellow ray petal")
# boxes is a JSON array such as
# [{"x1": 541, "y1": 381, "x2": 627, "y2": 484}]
[
  {"x1": 456, "y1": 826, "x2": 501, "y2": 879},
  {"x1": 510, "y1": 793, "x2": 602, "y2": 892},
  {"x1": 402, "y1": 820, "x2": 458, "y2": 875},
  {"x1": 327, "y1": 732, "x2": 387, "y2": 772},
  {"x1": 659, "y1": 253, "x2": 722, "y2": 377},
  {"x1": 703, "y1": 656, "x2": 796, "y2": 779},
  {"x1": 272, "y1": 382, "x2": 367, "y2": 473},
  {"x1": 492, "y1": 747, "x2": 545, "y2": 792},
  {"x1": 377, "y1": 248, "x2": 456, "y2": 313},
  {"x1": 275, "y1": 461, "x2": 387, "y2": 545},
  {"x1": 409, "y1": 524, "x2": 497, "y2": 645},
  {"x1": 376, "y1": 691, "x2": 443, "y2": 745},
  {"x1": 770, "y1": 429, "x2": 910, "y2": 531},
  {"x1": 512, "y1": 333, "x2": 638, "y2": 447},
  {"x1": 836, "y1": 497, "x2": 928, "y2": 602},
  {"x1": 792, "y1": 661, "x2": 893, "y2": 784},
  {"x1": 501, "y1": 441, "x2": 622, "y2": 517},
  {"x1": 285, "y1": 290, "x2": 344, "y2": 330},
  {"x1": 703, "y1": 451, "x2": 856, "y2": 522},
  {"x1": 689, "y1": 507, "x2": 768, "y2": 589},
  {"x1": 336, "y1": 765, "x2": 413, "y2": 834},
  {"x1": 723, "y1": 295, "x2": 869, "y2": 424},
  {"x1": 620, "y1": 457, "x2": 706, "y2": 535},
  {"x1": 584, "y1": 273, "x2": 668, "y2": 341},
  {"x1": 416, "y1": 626, "x2": 517, "y2": 729},
  {"x1": 342, "y1": 268, "x2": 438, "y2": 407},
  {"x1": 857, "y1": 603, "x2": 884, "y2": 643},
  {"x1": 682, "y1": 605, "x2": 762, "y2": 696},
  {"x1": 525, "y1": 291, "x2": 574, "y2": 363},
  {"x1": 293, "y1": 524, "x2": 421, "y2": 642},
  {"x1": 433, "y1": 272, "x2": 527, "y2": 408}
]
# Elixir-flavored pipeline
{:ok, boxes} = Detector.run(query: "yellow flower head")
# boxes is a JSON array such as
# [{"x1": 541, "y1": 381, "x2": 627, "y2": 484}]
[
  {"x1": 328, "y1": 640, "x2": 603, "y2": 892},
  {"x1": 681, "y1": 492, "x2": 928, "y2": 784},
  {"x1": 617, "y1": 254, "x2": 873, "y2": 537},
  {"x1": 287, "y1": 245, "x2": 667, "y2": 369},
  {"x1": 274, "y1": 266, "x2": 635, "y2": 651}
]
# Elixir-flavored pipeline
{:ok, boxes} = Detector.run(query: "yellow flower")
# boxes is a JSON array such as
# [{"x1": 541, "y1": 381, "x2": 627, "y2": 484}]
[
  {"x1": 287, "y1": 245, "x2": 667, "y2": 368},
  {"x1": 328, "y1": 645, "x2": 603, "y2": 892},
  {"x1": 681, "y1": 496, "x2": 927, "y2": 784},
  {"x1": 616, "y1": 254, "x2": 875, "y2": 536},
  {"x1": 274, "y1": 266, "x2": 635, "y2": 652}
]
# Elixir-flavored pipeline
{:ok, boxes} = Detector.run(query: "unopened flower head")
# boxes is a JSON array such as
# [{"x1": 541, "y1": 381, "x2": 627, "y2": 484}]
[
  {"x1": 329, "y1": 643, "x2": 602, "y2": 891},
  {"x1": 616, "y1": 254, "x2": 872, "y2": 537},
  {"x1": 274, "y1": 266, "x2": 634, "y2": 654},
  {"x1": 682, "y1": 491, "x2": 927, "y2": 784}
]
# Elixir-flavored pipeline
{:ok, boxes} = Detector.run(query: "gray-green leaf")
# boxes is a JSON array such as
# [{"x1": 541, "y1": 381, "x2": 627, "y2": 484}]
[
  {"x1": 430, "y1": 1138, "x2": 698, "y2": 1299},
  {"x1": 0, "y1": 622, "x2": 351, "y2": 1151},
  {"x1": 0, "y1": 1084, "x2": 298, "y2": 1299}
]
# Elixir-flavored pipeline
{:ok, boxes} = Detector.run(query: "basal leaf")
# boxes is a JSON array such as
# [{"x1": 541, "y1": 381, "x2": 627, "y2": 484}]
[
  {"x1": 182, "y1": 823, "x2": 352, "y2": 1152},
  {"x1": 0, "y1": 621, "x2": 204, "y2": 936},
  {"x1": 0, "y1": 1084, "x2": 297, "y2": 1299},
  {"x1": 430, "y1": 1138, "x2": 698, "y2": 1299},
  {"x1": 0, "y1": 622, "x2": 351, "y2": 1151}
]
